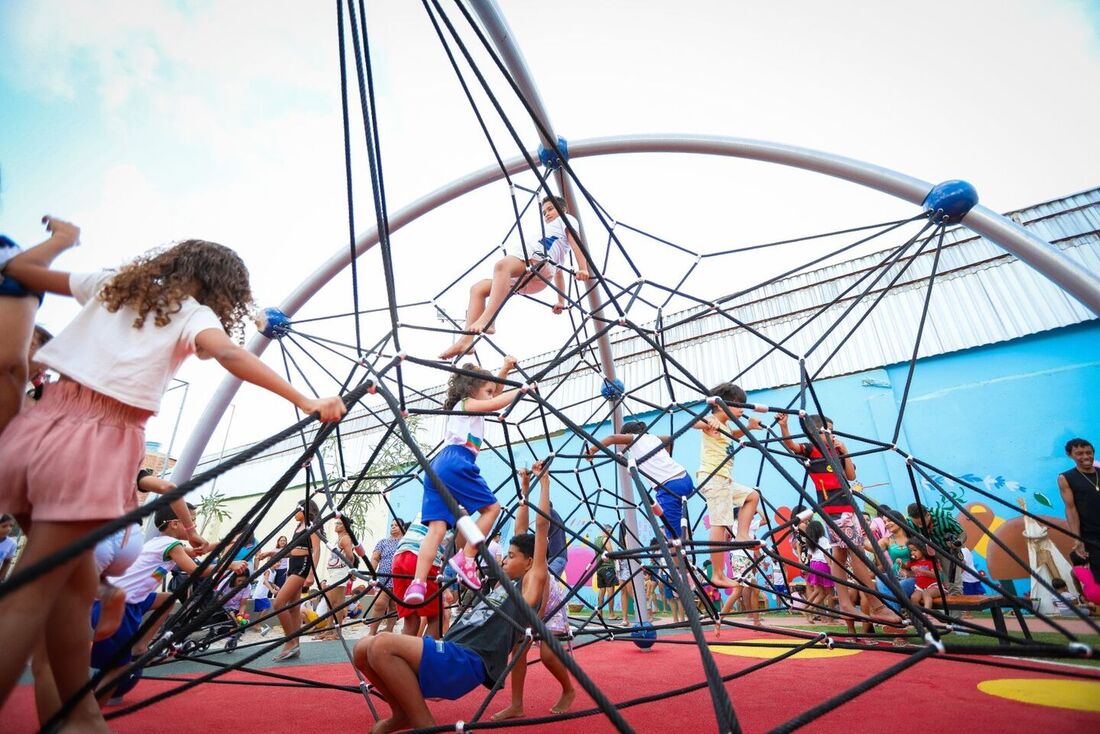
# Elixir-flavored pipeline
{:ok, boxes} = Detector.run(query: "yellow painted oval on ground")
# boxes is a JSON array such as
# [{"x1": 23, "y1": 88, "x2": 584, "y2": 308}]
[
  {"x1": 977, "y1": 679, "x2": 1100, "y2": 712},
  {"x1": 708, "y1": 637, "x2": 862, "y2": 659}
]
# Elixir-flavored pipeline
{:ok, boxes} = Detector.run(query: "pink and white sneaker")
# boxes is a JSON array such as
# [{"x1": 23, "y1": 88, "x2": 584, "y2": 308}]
[
  {"x1": 403, "y1": 580, "x2": 427, "y2": 605},
  {"x1": 448, "y1": 554, "x2": 482, "y2": 591}
]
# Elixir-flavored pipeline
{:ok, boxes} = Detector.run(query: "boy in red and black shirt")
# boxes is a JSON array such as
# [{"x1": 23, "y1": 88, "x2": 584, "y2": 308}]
[{"x1": 779, "y1": 413, "x2": 901, "y2": 627}]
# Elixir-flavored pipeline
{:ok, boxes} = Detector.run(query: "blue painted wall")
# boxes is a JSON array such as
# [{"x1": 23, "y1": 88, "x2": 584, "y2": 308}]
[{"x1": 391, "y1": 320, "x2": 1099, "y2": 589}]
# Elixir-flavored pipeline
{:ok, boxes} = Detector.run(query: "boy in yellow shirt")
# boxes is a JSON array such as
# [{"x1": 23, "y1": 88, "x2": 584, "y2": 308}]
[{"x1": 693, "y1": 382, "x2": 761, "y2": 588}]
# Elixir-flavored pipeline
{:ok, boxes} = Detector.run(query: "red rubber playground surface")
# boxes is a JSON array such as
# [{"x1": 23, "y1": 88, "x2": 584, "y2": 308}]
[{"x1": 7, "y1": 629, "x2": 1099, "y2": 732}]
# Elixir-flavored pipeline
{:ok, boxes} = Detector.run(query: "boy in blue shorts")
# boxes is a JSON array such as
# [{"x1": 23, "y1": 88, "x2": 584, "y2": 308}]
[
  {"x1": 587, "y1": 421, "x2": 694, "y2": 538},
  {"x1": 92, "y1": 504, "x2": 245, "y2": 702},
  {"x1": 353, "y1": 461, "x2": 552, "y2": 733}
]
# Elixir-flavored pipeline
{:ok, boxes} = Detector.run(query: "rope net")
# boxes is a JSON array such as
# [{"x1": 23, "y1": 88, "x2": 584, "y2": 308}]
[{"x1": 3, "y1": 1, "x2": 1096, "y2": 732}]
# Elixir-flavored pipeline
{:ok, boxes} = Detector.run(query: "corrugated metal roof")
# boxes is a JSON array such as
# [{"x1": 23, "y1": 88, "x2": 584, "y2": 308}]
[{"x1": 198, "y1": 187, "x2": 1100, "y2": 491}]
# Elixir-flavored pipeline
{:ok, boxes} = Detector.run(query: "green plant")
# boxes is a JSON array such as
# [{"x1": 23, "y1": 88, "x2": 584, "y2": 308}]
[
  {"x1": 196, "y1": 489, "x2": 232, "y2": 534},
  {"x1": 331, "y1": 417, "x2": 428, "y2": 531}
]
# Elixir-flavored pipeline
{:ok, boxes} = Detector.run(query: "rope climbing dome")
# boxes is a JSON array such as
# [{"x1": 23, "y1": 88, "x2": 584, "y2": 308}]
[{"x1": 3, "y1": 1, "x2": 1099, "y2": 733}]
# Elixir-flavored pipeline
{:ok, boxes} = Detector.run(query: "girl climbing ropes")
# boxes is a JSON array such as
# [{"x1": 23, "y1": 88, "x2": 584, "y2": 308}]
[
  {"x1": 0, "y1": 223, "x2": 346, "y2": 729},
  {"x1": 403, "y1": 363, "x2": 524, "y2": 604},
  {"x1": 440, "y1": 196, "x2": 591, "y2": 360}
]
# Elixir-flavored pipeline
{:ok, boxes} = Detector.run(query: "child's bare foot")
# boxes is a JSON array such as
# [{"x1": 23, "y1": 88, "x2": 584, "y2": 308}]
[
  {"x1": 491, "y1": 704, "x2": 525, "y2": 721},
  {"x1": 551, "y1": 688, "x2": 576, "y2": 713},
  {"x1": 439, "y1": 336, "x2": 475, "y2": 360},
  {"x1": 95, "y1": 583, "x2": 127, "y2": 641},
  {"x1": 871, "y1": 607, "x2": 904, "y2": 627},
  {"x1": 709, "y1": 574, "x2": 740, "y2": 589},
  {"x1": 467, "y1": 315, "x2": 492, "y2": 334}
]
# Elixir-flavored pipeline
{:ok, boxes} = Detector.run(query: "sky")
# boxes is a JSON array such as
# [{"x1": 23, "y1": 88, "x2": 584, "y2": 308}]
[{"x1": 2, "y1": 0, "x2": 1099, "y2": 467}]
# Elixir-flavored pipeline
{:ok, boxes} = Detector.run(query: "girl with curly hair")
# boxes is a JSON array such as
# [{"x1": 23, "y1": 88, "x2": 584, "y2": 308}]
[
  {"x1": 403, "y1": 362, "x2": 524, "y2": 604},
  {"x1": 0, "y1": 220, "x2": 346, "y2": 728}
]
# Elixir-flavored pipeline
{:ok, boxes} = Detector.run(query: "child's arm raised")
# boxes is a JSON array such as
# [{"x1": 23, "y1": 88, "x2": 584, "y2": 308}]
[
  {"x1": 195, "y1": 328, "x2": 346, "y2": 422},
  {"x1": 584, "y1": 433, "x2": 633, "y2": 460},
  {"x1": 523, "y1": 461, "x2": 551, "y2": 607},
  {"x1": 168, "y1": 542, "x2": 247, "y2": 576},
  {"x1": 2, "y1": 217, "x2": 81, "y2": 295},
  {"x1": 463, "y1": 386, "x2": 527, "y2": 413},
  {"x1": 514, "y1": 467, "x2": 532, "y2": 533},
  {"x1": 776, "y1": 414, "x2": 804, "y2": 455},
  {"x1": 496, "y1": 356, "x2": 518, "y2": 384},
  {"x1": 138, "y1": 473, "x2": 207, "y2": 550}
]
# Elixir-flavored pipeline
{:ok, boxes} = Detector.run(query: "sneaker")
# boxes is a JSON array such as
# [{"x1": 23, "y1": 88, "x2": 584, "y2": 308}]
[
  {"x1": 404, "y1": 580, "x2": 427, "y2": 605},
  {"x1": 259, "y1": 624, "x2": 271, "y2": 638},
  {"x1": 449, "y1": 554, "x2": 482, "y2": 591}
]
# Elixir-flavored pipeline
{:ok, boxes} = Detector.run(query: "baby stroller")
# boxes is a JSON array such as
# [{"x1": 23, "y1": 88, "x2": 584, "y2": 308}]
[
  {"x1": 178, "y1": 607, "x2": 244, "y2": 655},
  {"x1": 175, "y1": 573, "x2": 250, "y2": 655}
]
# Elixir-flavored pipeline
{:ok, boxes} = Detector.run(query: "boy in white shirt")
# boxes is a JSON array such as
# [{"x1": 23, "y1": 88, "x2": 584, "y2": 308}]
[
  {"x1": 91, "y1": 504, "x2": 245, "y2": 702},
  {"x1": 587, "y1": 421, "x2": 693, "y2": 538}
]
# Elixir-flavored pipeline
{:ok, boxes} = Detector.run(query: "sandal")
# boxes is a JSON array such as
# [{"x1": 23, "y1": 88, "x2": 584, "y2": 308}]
[{"x1": 272, "y1": 646, "x2": 300, "y2": 662}]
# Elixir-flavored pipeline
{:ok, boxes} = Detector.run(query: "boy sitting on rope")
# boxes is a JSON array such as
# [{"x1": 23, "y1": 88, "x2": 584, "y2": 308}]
[
  {"x1": 353, "y1": 462, "x2": 552, "y2": 734},
  {"x1": 440, "y1": 195, "x2": 590, "y2": 360}
]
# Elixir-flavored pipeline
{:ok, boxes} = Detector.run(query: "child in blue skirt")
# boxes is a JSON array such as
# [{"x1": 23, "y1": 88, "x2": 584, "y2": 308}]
[{"x1": 404, "y1": 364, "x2": 525, "y2": 603}]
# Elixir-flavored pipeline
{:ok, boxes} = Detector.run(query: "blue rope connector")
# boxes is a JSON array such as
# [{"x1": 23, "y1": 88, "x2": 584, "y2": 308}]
[
  {"x1": 600, "y1": 378, "x2": 625, "y2": 401},
  {"x1": 537, "y1": 136, "x2": 569, "y2": 170},
  {"x1": 922, "y1": 180, "x2": 978, "y2": 224},
  {"x1": 256, "y1": 306, "x2": 292, "y2": 339}
]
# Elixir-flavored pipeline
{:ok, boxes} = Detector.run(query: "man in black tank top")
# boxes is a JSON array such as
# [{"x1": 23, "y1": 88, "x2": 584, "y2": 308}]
[
  {"x1": 1058, "y1": 437, "x2": 1100, "y2": 583},
  {"x1": 353, "y1": 463, "x2": 552, "y2": 733}
]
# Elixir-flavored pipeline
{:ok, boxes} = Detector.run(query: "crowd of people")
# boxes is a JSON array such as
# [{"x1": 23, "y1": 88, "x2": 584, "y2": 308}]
[{"x1": 0, "y1": 208, "x2": 1097, "y2": 734}]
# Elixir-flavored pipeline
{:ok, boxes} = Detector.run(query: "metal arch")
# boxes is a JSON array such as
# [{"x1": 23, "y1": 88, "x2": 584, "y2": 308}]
[{"x1": 170, "y1": 132, "x2": 1100, "y2": 482}]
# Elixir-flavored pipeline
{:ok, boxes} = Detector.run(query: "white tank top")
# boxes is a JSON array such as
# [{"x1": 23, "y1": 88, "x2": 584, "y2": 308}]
[
  {"x1": 444, "y1": 401, "x2": 485, "y2": 454},
  {"x1": 629, "y1": 433, "x2": 685, "y2": 485}
]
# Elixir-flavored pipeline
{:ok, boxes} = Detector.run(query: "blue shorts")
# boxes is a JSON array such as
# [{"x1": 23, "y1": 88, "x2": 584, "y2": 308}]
[
  {"x1": 875, "y1": 578, "x2": 917, "y2": 614},
  {"x1": 421, "y1": 445, "x2": 497, "y2": 527},
  {"x1": 0, "y1": 236, "x2": 42, "y2": 304},
  {"x1": 656, "y1": 474, "x2": 695, "y2": 538},
  {"x1": 90, "y1": 592, "x2": 158, "y2": 670},
  {"x1": 418, "y1": 636, "x2": 486, "y2": 700},
  {"x1": 963, "y1": 580, "x2": 984, "y2": 595},
  {"x1": 253, "y1": 597, "x2": 272, "y2": 613}
]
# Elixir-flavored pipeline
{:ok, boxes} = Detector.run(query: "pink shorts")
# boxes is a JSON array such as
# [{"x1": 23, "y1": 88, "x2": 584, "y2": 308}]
[{"x1": 0, "y1": 381, "x2": 151, "y2": 522}]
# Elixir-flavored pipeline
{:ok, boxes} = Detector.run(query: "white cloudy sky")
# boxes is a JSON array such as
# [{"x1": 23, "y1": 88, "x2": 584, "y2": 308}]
[{"x1": 2, "y1": 0, "x2": 1098, "y2": 463}]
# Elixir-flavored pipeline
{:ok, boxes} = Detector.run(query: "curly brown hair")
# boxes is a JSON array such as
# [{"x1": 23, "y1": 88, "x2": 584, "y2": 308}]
[
  {"x1": 98, "y1": 240, "x2": 253, "y2": 341},
  {"x1": 444, "y1": 363, "x2": 492, "y2": 410}
]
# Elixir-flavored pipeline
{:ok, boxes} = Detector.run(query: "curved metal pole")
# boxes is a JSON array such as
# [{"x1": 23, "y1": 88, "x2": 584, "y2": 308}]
[
  {"x1": 172, "y1": 133, "x2": 1100, "y2": 484},
  {"x1": 466, "y1": 0, "x2": 652, "y2": 626}
]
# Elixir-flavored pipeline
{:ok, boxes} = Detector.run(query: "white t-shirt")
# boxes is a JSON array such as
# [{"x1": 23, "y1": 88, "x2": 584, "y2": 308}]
[
  {"x1": 35, "y1": 270, "x2": 225, "y2": 412},
  {"x1": 959, "y1": 547, "x2": 980, "y2": 583},
  {"x1": 443, "y1": 401, "x2": 486, "y2": 454},
  {"x1": 251, "y1": 569, "x2": 272, "y2": 600},
  {"x1": 810, "y1": 538, "x2": 830, "y2": 564},
  {"x1": 628, "y1": 433, "x2": 686, "y2": 485},
  {"x1": 537, "y1": 213, "x2": 579, "y2": 272},
  {"x1": 107, "y1": 535, "x2": 182, "y2": 603}
]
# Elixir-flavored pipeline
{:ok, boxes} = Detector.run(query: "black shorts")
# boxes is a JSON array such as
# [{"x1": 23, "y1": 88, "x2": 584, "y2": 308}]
[
  {"x1": 288, "y1": 554, "x2": 312, "y2": 579},
  {"x1": 596, "y1": 566, "x2": 618, "y2": 589}
]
